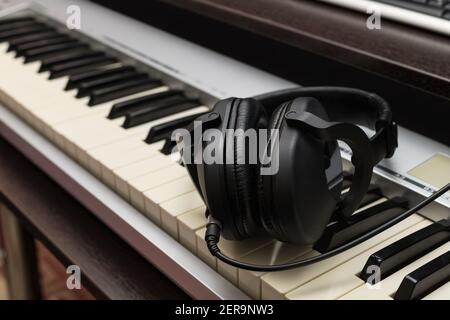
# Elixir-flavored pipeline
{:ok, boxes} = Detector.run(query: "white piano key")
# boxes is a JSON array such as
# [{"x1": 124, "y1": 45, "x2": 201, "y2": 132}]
[
  {"x1": 341, "y1": 236, "x2": 450, "y2": 300},
  {"x1": 0, "y1": 55, "x2": 39, "y2": 79},
  {"x1": 260, "y1": 214, "x2": 424, "y2": 300},
  {"x1": 65, "y1": 106, "x2": 208, "y2": 162},
  {"x1": 160, "y1": 190, "x2": 204, "y2": 239},
  {"x1": 238, "y1": 242, "x2": 311, "y2": 299},
  {"x1": 113, "y1": 152, "x2": 172, "y2": 199},
  {"x1": 37, "y1": 98, "x2": 107, "y2": 125},
  {"x1": 88, "y1": 139, "x2": 152, "y2": 176},
  {"x1": 57, "y1": 118, "x2": 123, "y2": 159},
  {"x1": 140, "y1": 167, "x2": 192, "y2": 224},
  {"x1": 354, "y1": 197, "x2": 387, "y2": 213},
  {"x1": 194, "y1": 229, "x2": 273, "y2": 280},
  {"x1": 422, "y1": 282, "x2": 450, "y2": 300},
  {"x1": 339, "y1": 287, "x2": 393, "y2": 300},
  {"x1": 57, "y1": 100, "x2": 182, "y2": 164},
  {"x1": 87, "y1": 135, "x2": 148, "y2": 175},
  {"x1": 0, "y1": 43, "x2": 9, "y2": 54},
  {"x1": 41, "y1": 86, "x2": 168, "y2": 126},
  {"x1": 27, "y1": 86, "x2": 167, "y2": 147},
  {"x1": 100, "y1": 145, "x2": 163, "y2": 188},
  {"x1": 66, "y1": 121, "x2": 147, "y2": 160},
  {"x1": 216, "y1": 238, "x2": 274, "y2": 286},
  {"x1": 132, "y1": 164, "x2": 187, "y2": 216},
  {"x1": 177, "y1": 207, "x2": 208, "y2": 253},
  {"x1": 135, "y1": 174, "x2": 195, "y2": 214},
  {"x1": 0, "y1": 56, "x2": 69, "y2": 98},
  {"x1": 286, "y1": 220, "x2": 432, "y2": 300},
  {"x1": 3, "y1": 71, "x2": 68, "y2": 99},
  {"x1": 0, "y1": 60, "x2": 71, "y2": 121}
]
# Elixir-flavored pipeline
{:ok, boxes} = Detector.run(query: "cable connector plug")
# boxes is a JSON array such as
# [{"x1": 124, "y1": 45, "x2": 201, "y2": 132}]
[{"x1": 205, "y1": 216, "x2": 222, "y2": 256}]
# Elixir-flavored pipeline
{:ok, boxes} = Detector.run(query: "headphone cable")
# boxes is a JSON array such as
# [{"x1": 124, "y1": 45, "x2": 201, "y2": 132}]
[{"x1": 205, "y1": 182, "x2": 450, "y2": 272}]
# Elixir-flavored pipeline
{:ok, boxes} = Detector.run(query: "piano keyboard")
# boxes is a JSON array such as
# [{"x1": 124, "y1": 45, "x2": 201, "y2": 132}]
[{"x1": 0, "y1": 12, "x2": 448, "y2": 300}]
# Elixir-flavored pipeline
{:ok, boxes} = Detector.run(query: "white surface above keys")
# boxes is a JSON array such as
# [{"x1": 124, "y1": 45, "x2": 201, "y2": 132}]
[{"x1": 29, "y1": 0, "x2": 295, "y2": 99}]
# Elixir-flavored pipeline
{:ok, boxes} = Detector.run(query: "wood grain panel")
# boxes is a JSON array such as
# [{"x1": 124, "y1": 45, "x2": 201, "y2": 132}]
[{"x1": 159, "y1": 0, "x2": 450, "y2": 98}]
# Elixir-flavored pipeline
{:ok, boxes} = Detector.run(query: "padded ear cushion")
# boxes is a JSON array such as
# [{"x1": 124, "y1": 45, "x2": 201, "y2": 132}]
[
  {"x1": 225, "y1": 98, "x2": 267, "y2": 238},
  {"x1": 257, "y1": 101, "x2": 291, "y2": 238}
]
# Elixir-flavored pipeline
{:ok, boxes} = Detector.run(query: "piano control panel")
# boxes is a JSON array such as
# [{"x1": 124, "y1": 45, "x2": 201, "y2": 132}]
[
  {"x1": 408, "y1": 154, "x2": 450, "y2": 193},
  {"x1": 0, "y1": 0, "x2": 448, "y2": 300}
]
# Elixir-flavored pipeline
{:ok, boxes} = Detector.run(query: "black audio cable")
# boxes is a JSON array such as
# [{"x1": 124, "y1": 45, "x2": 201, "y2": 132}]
[{"x1": 205, "y1": 182, "x2": 450, "y2": 272}]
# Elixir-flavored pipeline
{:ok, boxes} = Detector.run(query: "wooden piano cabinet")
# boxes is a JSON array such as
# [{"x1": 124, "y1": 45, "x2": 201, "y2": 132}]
[
  {"x1": 134, "y1": 0, "x2": 448, "y2": 145},
  {"x1": 0, "y1": 138, "x2": 189, "y2": 300},
  {"x1": 158, "y1": 0, "x2": 450, "y2": 96},
  {"x1": 0, "y1": 203, "x2": 41, "y2": 300}
]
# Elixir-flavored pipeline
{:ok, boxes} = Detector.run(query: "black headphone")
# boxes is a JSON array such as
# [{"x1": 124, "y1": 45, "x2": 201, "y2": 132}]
[
  {"x1": 181, "y1": 86, "x2": 398, "y2": 240},
  {"x1": 177, "y1": 87, "x2": 450, "y2": 271},
  {"x1": 175, "y1": 86, "x2": 449, "y2": 271},
  {"x1": 179, "y1": 86, "x2": 450, "y2": 271}
]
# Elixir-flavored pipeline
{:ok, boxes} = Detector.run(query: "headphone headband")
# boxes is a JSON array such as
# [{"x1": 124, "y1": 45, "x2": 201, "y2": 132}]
[{"x1": 253, "y1": 87, "x2": 398, "y2": 162}]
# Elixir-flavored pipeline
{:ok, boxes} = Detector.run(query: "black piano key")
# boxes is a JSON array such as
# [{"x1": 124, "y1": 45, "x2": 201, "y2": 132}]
[
  {"x1": 0, "y1": 19, "x2": 39, "y2": 32},
  {"x1": 123, "y1": 99, "x2": 200, "y2": 129},
  {"x1": 314, "y1": 197, "x2": 409, "y2": 253},
  {"x1": 161, "y1": 139, "x2": 178, "y2": 156},
  {"x1": 0, "y1": 17, "x2": 35, "y2": 26},
  {"x1": 395, "y1": 250, "x2": 450, "y2": 300},
  {"x1": 0, "y1": 20, "x2": 40, "y2": 33},
  {"x1": 145, "y1": 112, "x2": 208, "y2": 144},
  {"x1": 48, "y1": 56, "x2": 118, "y2": 79},
  {"x1": 361, "y1": 219, "x2": 450, "y2": 282},
  {"x1": 15, "y1": 36, "x2": 77, "y2": 57},
  {"x1": 88, "y1": 78, "x2": 162, "y2": 106},
  {"x1": 342, "y1": 179, "x2": 352, "y2": 190},
  {"x1": 76, "y1": 72, "x2": 146, "y2": 98},
  {"x1": 329, "y1": 184, "x2": 382, "y2": 224},
  {"x1": 343, "y1": 171, "x2": 353, "y2": 179},
  {"x1": 0, "y1": 25, "x2": 53, "y2": 42},
  {"x1": 39, "y1": 50, "x2": 105, "y2": 72},
  {"x1": 108, "y1": 90, "x2": 183, "y2": 119},
  {"x1": 23, "y1": 43, "x2": 89, "y2": 63},
  {"x1": 7, "y1": 31, "x2": 63, "y2": 52},
  {"x1": 65, "y1": 65, "x2": 135, "y2": 90},
  {"x1": 341, "y1": 171, "x2": 353, "y2": 189},
  {"x1": 340, "y1": 184, "x2": 382, "y2": 208}
]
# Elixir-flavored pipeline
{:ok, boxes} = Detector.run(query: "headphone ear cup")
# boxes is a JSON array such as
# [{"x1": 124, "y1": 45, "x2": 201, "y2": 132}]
[
  {"x1": 258, "y1": 97, "x2": 343, "y2": 244},
  {"x1": 224, "y1": 98, "x2": 268, "y2": 239},
  {"x1": 257, "y1": 101, "x2": 290, "y2": 238}
]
